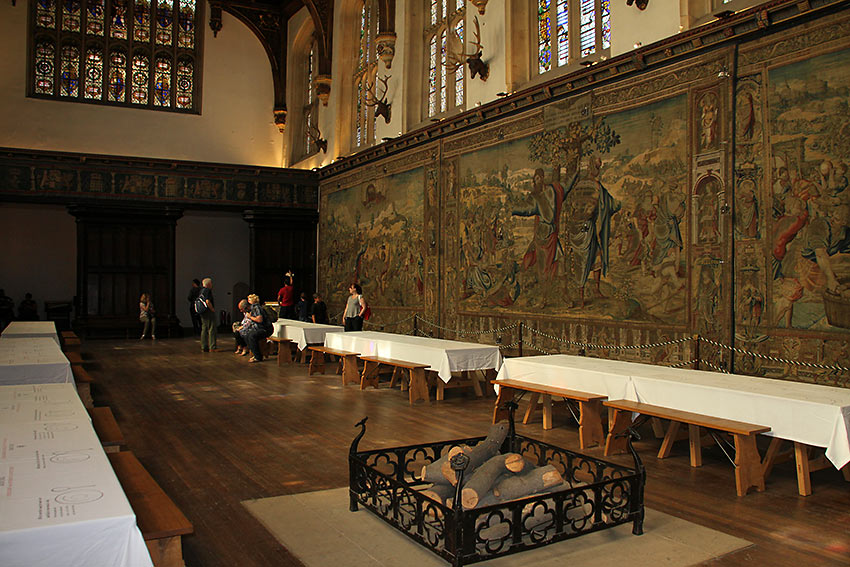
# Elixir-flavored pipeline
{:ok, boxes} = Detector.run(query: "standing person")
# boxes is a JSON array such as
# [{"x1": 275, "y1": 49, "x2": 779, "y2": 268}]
[
  {"x1": 311, "y1": 293, "x2": 329, "y2": 324},
  {"x1": 296, "y1": 292, "x2": 310, "y2": 322},
  {"x1": 0, "y1": 289, "x2": 14, "y2": 330},
  {"x1": 187, "y1": 278, "x2": 202, "y2": 335},
  {"x1": 198, "y1": 277, "x2": 217, "y2": 352},
  {"x1": 245, "y1": 294, "x2": 270, "y2": 362},
  {"x1": 276, "y1": 271, "x2": 296, "y2": 319},
  {"x1": 139, "y1": 293, "x2": 156, "y2": 340},
  {"x1": 342, "y1": 283, "x2": 366, "y2": 331},
  {"x1": 18, "y1": 293, "x2": 38, "y2": 320}
]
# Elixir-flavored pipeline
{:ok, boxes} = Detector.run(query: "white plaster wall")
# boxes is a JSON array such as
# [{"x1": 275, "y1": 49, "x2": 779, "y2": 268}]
[
  {"x1": 608, "y1": 0, "x2": 682, "y2": 58},
  {"x1": 0, "y1": 204, "x2": 76, "y2": 321},
  {"x1": 175, "y1": 211, "x2": 249, "y2": 326},
  {"x1": 0, "y1": 1, "x2": 283, "y2": 167},
  {"x1": 466, "y1": 0, "x2": 507, "y2": 108}
]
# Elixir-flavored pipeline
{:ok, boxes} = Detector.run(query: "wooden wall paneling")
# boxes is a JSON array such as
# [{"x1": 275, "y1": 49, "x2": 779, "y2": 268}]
[{"x1": 69, "y1": 205, "x2": 183, "y2": 337}]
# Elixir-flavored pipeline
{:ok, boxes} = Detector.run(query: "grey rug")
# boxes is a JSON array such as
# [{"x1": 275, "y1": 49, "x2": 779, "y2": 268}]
[{"x1": 243, "y1": 488, "x2": 751, "y2": 567}]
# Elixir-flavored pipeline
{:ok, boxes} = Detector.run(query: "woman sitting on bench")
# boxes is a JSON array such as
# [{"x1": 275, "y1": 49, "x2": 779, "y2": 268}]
[{"x1": 245, "y1": 294, "x2": 271, "y2": 363}]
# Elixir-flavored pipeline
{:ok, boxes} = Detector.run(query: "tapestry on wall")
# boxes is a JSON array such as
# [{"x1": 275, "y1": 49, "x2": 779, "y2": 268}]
[
  {"x1": 319, "y1": 168, "x2": 425, "y2": 309},
  {"x1": 454, "y1": 95, "x2": 689, "y2": 327},
  {"x1": 767, "y1": 48, "x2": 850, "y2": 332}
]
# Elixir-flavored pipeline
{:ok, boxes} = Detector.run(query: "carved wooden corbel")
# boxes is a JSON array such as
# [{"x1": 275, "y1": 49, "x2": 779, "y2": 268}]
[
  {"x1": 273, "y1": 109, "x2": 287, "y2": 133},
  {"x1": 376, "y1": 33, "x2": 396, "y2": 69},
  {"x1": 314, "y1": 75, "x2": 332, "y2": 106}
]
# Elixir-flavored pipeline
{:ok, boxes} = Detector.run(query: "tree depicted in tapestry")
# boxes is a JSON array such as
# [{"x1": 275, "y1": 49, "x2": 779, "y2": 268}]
[
  {"x1": 457, "y1": 96, "x2": 689, "y2": 326},
  {"x1": 767, "y1": 48, "x2": 850, "y2": 330}
]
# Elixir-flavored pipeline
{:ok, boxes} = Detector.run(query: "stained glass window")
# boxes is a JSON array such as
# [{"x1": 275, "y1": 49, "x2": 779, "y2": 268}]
[
  {"x1": 131, "y1": 53, "x2": 149, "y2": 104},
  {"x1": 537, "y1": 0, "x2": 609, "y2": 75},
  {"x1": 37, "y1": 0, "x2": 57, "y2": 29},
  {"x1": 304, "y1": 43, "x2": 316, "y2": 156},
  {"x1": 156, "y1": 0, "x2": 174, "y2": 46},
  {"x1": 35, "y1": 42, "x2": 55, "y2": 94},
  {"x1": 177, "y1": 0, "x2": 194, "y2": 49},
  {"x1": 353, "y1": 0, "x2": 379, "y2": 148},
  {"x1": 153, "y1": 56, "x2": 171, "y2": 106},
  {"x1": 62, "y1": 0, "x2": 81, "y2": 32},
  {"x1": 60, "y1": 45, "x2": 80, "y2": 97},
  {"x1": 86, "y1": 0, "x2": 105, "y2": 35},
  {"x1": 108, "y1": 50, "x2": 127, "y2": 102},
  {"x1": 425, "y1": 0, "x2": 465, "y2": 119},
  {"x1": 175, "y1": 57, "x2": 192, "y2": 108},
  {"x1": 84, "y1": 48, "x2": 103, "y2": 99},
  {"x1": 134, "y1": 0, "x2": 151, "y2": 42},
  {"x1": 28, "y1": 0, "x2": 201, "y2": 111}
]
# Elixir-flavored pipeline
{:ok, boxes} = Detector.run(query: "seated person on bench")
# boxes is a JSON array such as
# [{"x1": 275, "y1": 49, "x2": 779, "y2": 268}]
[
  {"x1": 232, "y1": 299, "x2": 253, "y2": 356},
  {"x1": 245, "y1": 294, "x2": 271, "y2": 363}
]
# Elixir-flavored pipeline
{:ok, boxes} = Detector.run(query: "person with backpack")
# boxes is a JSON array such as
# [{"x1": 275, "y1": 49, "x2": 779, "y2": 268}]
[
  {"x1": 342, "y1": 283, "x2": 367, "y2": 331},
  {"x1": 197, "y1": 277, "x2": 217, "y2": 352},
  {"x1": 245, "y1": 293, "x2": 272, "y2": 362}
]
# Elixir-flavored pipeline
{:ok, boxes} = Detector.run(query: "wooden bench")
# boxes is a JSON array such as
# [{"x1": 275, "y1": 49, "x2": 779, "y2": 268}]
[
  {"x1": 71, "y1": 363, "x2": 94, "y2": 408},
  {"x1": 267, "y1": 336, "x2": 293, "y2": 365},
  {"x1": 61, "y1": 331, "x2": 81, "y2": 351},
  {"x1": 89, "y1": 406, "x2": 125, "y2": 453},
  {"x1": 491, "y1": 379, "x2": 607, "y2": 449},
  {"x1": 603, "y1": 399, "x2": 771, "y2": 496},
  {"x1": 307, "y1": 346, "x2": 360, "y2": 386},
  {"x1": 358, "y1": 355, "x2": 431, "y2": 405},
  {"x1": 65, "y1": 350, "x2": 83, "y2": 365},
  {"x1": 108, "y1": 451, "x2": 194, "y2": 567},
  {"x1": 432, "y1": 369, "x2": 496, "y2": 401}
]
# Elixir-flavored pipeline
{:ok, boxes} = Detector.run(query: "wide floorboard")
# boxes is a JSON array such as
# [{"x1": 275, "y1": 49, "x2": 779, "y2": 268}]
[{"x1": 83, "y1": 336, "x2": 850, "y2": 567}]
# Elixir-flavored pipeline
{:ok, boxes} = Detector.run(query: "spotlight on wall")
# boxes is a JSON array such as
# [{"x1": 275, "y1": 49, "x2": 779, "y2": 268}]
[
  {"x1": 381, "y1": 137, "x2": 394, "y2": 142},
  {"x1": 496, "y1": 91, "x2": 509, "y2": 97},
  {"x1": 717, "y1": 65, "x2": 731, "y2": 79},
  {"x1": 580, "y1": 60, "x2": 595, "y2": 67},
  {"x1": 633, "y1": 42, "x2": 642, "y2": 49}
]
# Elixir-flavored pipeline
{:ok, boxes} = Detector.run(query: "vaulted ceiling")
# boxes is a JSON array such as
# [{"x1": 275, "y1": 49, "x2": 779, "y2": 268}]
[{"x1": 210, "y1": 0, "x2": 396, "y2": 131}]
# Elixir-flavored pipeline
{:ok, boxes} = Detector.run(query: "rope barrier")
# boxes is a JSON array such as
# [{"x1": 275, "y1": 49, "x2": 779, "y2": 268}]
[
  {"x1": 699, "y1": 337, "x2": 850, "y2": 373},
  {"x1": 414, "y1": 314, "x2": 520, "y2": 336},
  {"x1": 526, "y1": 327, "x2": 691, "y2": 351}
]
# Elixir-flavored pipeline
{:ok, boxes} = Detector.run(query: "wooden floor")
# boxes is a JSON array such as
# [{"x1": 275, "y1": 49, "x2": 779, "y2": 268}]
[{"x1": 82, "y1": 336, "x2": 850, "y2": 567}]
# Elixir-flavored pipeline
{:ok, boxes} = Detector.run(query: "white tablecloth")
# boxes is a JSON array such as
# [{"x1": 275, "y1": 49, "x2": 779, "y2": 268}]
[
  {"x1": 272, "y1": 320, "x2": 344, "y2": 351},
  {"x1": 495, "y1": 355, "x2": 850, "y2": 469},
  {"x1": 0, "y1": 338, "x2": 73, "y2": 386},
  {"x1": 0, "y1": 322, "x2": 60, "y2": 345},
  {"x1": 0, "y1": 384, "x2": 152, "y2": 567},
  {"x1": 324, "y1": 331, "x2": 503, "y2": 382}
]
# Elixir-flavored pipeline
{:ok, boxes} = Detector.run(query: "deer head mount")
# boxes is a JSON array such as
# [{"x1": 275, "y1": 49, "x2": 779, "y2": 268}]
[
  {"x1": 305, "y1": 118, "x2": 327, "y2": 154},
  {"x1": 365, "y1": 74, "x2": 392, "y2": 123},
  {"x1": 446, "y1": 15, "x2": 489, "y2": 81}
]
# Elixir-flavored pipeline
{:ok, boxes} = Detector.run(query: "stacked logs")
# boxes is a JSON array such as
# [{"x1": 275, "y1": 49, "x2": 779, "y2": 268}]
[{"x1": 418, "y1": 423, "x2": 569, "y2": 510}]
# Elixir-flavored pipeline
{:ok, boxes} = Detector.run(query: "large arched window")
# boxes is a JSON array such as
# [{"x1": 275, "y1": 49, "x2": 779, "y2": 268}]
[
  {"x1": 425, "y1": 0, "x2": 465, "y2": 118},
  {"x1": 536, "y1": 0, "x2": 610, "y2": 75},
  {"x1": 28, "y1": 0, "x2": 203, "y2": 112},
  {"x1": 353, "y1": 0, "x2": 379, "y2": 149}
]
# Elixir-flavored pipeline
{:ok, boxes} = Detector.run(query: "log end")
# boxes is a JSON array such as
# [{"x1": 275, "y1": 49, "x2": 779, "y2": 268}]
[
  {"x1": 461, "y1": 487, "x2": 479, "y2": 509},
  {"x1": 504, "y1": 453, "x2": 526, "y2": 473}
]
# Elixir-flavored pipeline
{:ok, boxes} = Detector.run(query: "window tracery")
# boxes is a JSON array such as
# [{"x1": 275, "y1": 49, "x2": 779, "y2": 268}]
[
  {"x1": 426, "y1": 0, "x2": 466, "y2": 118},
  {"x1": 537, "y1": 0, "x2": 609, "y2": 76},
  {"x1": 28, "y1": 0, "x2": 202, "y2": 112}
]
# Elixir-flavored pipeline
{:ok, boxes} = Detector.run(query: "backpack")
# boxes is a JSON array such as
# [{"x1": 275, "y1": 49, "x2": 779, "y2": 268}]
[
  {"x1": 362, "y1": 303, "x2": 372, "y2": 321},
  {"x1": 262, "y1": 305, "x2": 279, "y2": 324},
  {"x1": 194, "y1": 296, "x2": 207, "y2": 314}
]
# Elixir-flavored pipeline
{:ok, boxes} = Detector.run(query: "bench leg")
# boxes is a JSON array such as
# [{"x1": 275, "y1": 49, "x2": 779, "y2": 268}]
[
  {"x1": 794, "y1": 442, "x2": 812, "y2": 496},
  {"x1": 542, "y1": 394, "x2": 553, "y2": 430},
  {"x1": 308, "y1": 350, "x2": 325, "y2": 375},
  {"x1": 578, "y1": 399, "x2": 604, "y2": 450},
  {"x1": 146, "y1": 536, "x2": 185, "y2": 567},
  {"x1": 523, "y1": 392, "x2": 541, "y2": 425},
  {"x1": 657, "y1": 420, "x2": 681, "y2": 459},
  {"x1": 341, "y1": 355, "x2": 360, "y2": 386},
  {"x1": 688, "y1": 424, "x2": 702, "y2": 467},
  {"x1": 735, "y1": 434, "x2": 765, "y2": 496},
  {"x1": 605, "y1": 409, "x2": 633, "y2": 456},
  {"x1": 360, "y1": 360, "x2": 382, "y2": 389},
  {"x1": 493, "y1": 387, "x2": 516, "y2": 424},
  {"x1": 408, "y1": 368, "x2": 429, "y2": 405},
  {"x1": 277, "y1": 343, "x2": 292, "y2": 365}
]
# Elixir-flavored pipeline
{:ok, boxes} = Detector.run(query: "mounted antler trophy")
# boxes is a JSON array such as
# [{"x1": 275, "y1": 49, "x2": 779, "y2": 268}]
[
  {"x1": 305, "y1": 117, "x2": 327, "y2": 154},
  {"x1": 446, "y1": 15, "x2": 489, "y2": 81},
  {"x1": 365, "y1": 74, "x2": 392, "y2": 123}
]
